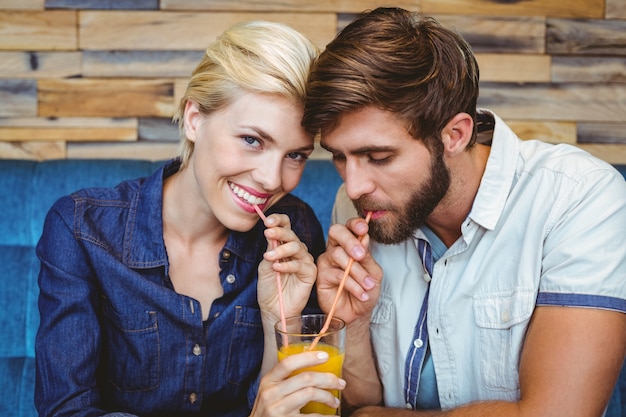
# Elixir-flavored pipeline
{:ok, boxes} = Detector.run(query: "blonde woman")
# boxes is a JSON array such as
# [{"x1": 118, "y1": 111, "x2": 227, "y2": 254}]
[{"x1": 35, "y1": 21, "x2": 342, "y2": 416}]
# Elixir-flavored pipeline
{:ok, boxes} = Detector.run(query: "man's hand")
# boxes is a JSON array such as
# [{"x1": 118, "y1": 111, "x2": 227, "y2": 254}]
[{"x1": 316, "y1": 216, "x2": 383, "y2": 324}]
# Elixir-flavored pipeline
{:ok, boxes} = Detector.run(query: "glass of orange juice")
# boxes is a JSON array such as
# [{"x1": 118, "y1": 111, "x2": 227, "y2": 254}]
[{"x1": 275, "y1": 314, "x2": 346, "y2": 415}]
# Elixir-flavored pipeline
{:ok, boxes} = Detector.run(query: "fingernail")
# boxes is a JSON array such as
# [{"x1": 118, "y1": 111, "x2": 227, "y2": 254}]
[
  {"x1": 338, "y1": 379, "x2": 346, "y2": 389},
  {"x1": 266, "y1": 250, "x2": 276, "y2": 258},
  {"x1": 353, "y1": 246, "x2": 365, "y2": 258},
  {"x1": 363, "y1": 276, "x2": 375, "y2": 289},
  {"x1": 360, "y1": 292, "x2": 370, "y2": 301},
  {"x1": 316, "y1": 351, "x2": 329, "y2": 360},
  {"x1": 266, "y1": 217, "x2": 275, "y2": 225}
]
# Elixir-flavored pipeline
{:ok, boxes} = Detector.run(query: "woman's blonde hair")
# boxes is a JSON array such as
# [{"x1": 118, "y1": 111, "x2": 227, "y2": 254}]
[{"x1": 173, "y1": 21, "x2": 319, "y2": 167}]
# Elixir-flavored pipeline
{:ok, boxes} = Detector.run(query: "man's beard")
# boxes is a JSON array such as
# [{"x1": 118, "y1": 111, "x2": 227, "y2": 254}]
[{"x1": 354, "y1": 153, "x2": 451, "y2": 245}]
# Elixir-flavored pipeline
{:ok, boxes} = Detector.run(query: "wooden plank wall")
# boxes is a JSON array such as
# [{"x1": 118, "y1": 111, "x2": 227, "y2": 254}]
[{"x1": 0, "y1": 0, "x2": 625, "y2": 163}]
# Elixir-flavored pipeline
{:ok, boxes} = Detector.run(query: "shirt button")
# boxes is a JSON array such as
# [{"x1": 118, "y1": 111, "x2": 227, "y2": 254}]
[
  {"x1": 222, "y1": 250, "x2": 231, "y2": 260},
  {"x1": 413, "y1": 339, "x2": 423, "y2": 348},
  {"x1": 193, "y1": 344, "x2": 202, "y2": 356},
  {"x1": 189, "y1": 392, "x2": 197, "y2": 404},
  {"x1": 226, "y1": 274, "x2": 236, "y2": 284},
  {"x1": 502, "y1": 310, "x2": 510, "y2": 323}
]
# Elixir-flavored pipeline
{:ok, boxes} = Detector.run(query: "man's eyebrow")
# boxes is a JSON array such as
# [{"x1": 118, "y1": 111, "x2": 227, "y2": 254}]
[{"x1": 320, "y1": 142, "x2": 397, "y2": 155}]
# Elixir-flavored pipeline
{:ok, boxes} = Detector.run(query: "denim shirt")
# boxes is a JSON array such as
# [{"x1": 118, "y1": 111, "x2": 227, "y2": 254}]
[
  {"x1": 35, "y1": 159, "x2": 325, "y2": 417},
  {"x1": 332, "y1": 110, "x2": 626, "y2": 410}
]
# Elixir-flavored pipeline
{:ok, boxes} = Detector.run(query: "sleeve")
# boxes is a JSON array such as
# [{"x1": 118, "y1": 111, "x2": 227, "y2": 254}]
[
  {"x1": 537, "y1": 167, "x2": 626, "y2": 312},
  {"x1": 34, "y1": 198, "x2": 109, "y2": 417}
]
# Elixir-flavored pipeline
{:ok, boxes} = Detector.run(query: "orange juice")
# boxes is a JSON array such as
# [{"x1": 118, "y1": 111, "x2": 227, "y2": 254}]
[{"x1": 277, "y1": 342, "x2": 344, "y2": 415}]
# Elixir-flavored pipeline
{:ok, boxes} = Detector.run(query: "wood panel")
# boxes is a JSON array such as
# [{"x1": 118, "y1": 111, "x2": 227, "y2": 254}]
[
  {"x1": 422, "y1": 0, "x2": 604, "y2": 18},
  {"x1": 605, "y1": 0, "x2": 626, "y2": 19},
  {"x1": 0, "y1": 11, "x2": 76, "y2": 50},
  {"x1": 38, "y1": 78, "x2": 176, "y2": 117},
  {"x1": 552, "y1": 57, "x2": 626, "y2": 83},
  {"x1": 0, "y1": 0, "x2": 43, "y2": 9},
  {"x1": 160, "y1": 0, "x2": 420, "y2": 13},
  {"x1": 174, "y1": 78, "x2": 188, "y2": 110},
  {"x1": 79, "y1": 11, "x2": 337, "y2": 50},
  {"x1": 0, "y1": 1, "x2": 624, "y2": 164},
  {"x1": 0, "y1": 80, "x2": 37, "y2": 117},
  {"x1": 479, "y1": 82, "x2": 626, "y2": 122},
  {"x1": 0, "y1": 140, "x2": 65, "y2": 160},
  {"x1": 435, "y1": 15, "x2": 546, "y2": 53},
  {"x1": 476, "y1": 54, "x2": 550, "y2": 83},
  {"x1": 45, "y1": 0, "x2": 157, "y2": 9},
  {"x1": 547, "y1": 18, "x2": 626, "y2": 56},
  {"x1": 578, "y1": 123, "x2": 626, "y2": 144},
  {"x1": 83, "y1": 50, "x2": 204, "y2": 78},
  {"x1": 0, "y1": 52, "x2": 81, "y2": 78},
  {"x1": 576, "y1": 144, "x2": 626, "y2": 165},
  {"x1": 506, "y1": 120, "x2": 577, "y2": 144},
  {"x1": 67, "y1": 142, "x2": 178, "y2": 160},
  {"x1": 138, "y1": 118, "x2": 179, "y2": 142},
  {"x1": 0, "y1": 117, "x2": 137, "y2": 141}
]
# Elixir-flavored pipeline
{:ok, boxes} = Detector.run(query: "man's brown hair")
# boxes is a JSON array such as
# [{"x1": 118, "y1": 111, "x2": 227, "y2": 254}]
[{"x1": 303, "y1": 7, "x2": 480, "y2": 149}]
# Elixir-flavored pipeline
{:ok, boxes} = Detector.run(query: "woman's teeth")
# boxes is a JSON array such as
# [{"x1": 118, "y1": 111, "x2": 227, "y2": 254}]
[{"x1": 230, "y1": 184, "x2": 268, "y2": 205}]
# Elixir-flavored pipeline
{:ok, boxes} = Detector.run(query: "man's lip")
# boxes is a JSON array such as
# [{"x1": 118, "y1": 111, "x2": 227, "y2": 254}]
[{"x1": 365, "y1": 210, "x2": 386, "y2": 220}]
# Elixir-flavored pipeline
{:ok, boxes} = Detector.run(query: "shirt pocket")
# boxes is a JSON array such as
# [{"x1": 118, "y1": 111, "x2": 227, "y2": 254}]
[
  {"x1": 101, "y1": 302, "x2": 160, "y2": 392},
  {"x1": 226, "y1": 305, "x2": 263, "y2": 385},
  {"x1": 472, "y1": 288, "x2": 534, "y2": 392},
  {"x1": 370, "y1": 292, "x2": 395, "y2": 375}
]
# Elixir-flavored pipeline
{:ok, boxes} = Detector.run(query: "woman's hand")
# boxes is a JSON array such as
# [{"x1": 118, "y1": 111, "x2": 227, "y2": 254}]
[
  {"x1": 250, "y1": 350, "x2": 345, "y2": 417},
  {"x1": 257, "y1": 213, "x2": 317, "y2": 323}
]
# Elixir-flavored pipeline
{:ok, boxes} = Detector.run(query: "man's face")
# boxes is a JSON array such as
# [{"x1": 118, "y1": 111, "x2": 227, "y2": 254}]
[{"x1": 321, "y1": 106, "x2": 450, "y2": 244}]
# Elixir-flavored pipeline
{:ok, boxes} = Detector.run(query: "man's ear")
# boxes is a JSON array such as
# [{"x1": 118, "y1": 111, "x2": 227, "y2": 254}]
[
  {"x1": 441, "y1": 112, "x2": 474, "y2": 156},
  {"x1": 183, "y1": 100, "x2": 201, "y2": 143}
]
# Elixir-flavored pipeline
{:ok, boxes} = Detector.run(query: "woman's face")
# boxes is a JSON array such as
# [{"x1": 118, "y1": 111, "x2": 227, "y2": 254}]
[{"x1": 183, "y1": 92, "x2": 314, "y2": 232}]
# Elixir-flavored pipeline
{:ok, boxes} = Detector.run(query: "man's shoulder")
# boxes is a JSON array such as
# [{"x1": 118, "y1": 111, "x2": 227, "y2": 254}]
[{"x1": 331, "y1": 184, "x2": 358, "y2": 225}]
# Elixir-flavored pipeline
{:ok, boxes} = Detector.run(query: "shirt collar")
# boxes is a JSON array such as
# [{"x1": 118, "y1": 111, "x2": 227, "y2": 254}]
[
  {"x1": 467, "y1": 109, "x2": 520, "y2": 230},
  {"x1": 125, "y1": 159, "x2": 176, "y2": 267}
]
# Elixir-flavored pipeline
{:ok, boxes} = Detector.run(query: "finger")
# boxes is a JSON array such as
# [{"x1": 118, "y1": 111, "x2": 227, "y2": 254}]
[
  {"x1": 264, "y1": 240, "x2": 311, "y2": 262},
  {"x1": 326, "y1": 222, "x2": 367, "y2": 262},
  {"x1": 262, "y1": 213, "x2": 292, "y2": 230},
  {"x1": 269, "y1": 350, "x2": 331, "y2": 380},
  {"x1": 263, "y1": 224, "x2": 297, "y2": 245}
]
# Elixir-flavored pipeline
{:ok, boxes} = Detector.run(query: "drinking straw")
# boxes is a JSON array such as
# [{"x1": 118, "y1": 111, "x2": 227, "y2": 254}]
[
  {"x1": 309, "y1": 211, "x2": 372, "y2": 350},
  {"x1": 253, "y1": 204, "x2": 288, "y2": 347}
]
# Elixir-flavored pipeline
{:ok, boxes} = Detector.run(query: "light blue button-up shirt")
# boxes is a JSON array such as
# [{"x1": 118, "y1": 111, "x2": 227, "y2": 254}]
[{"x1": 332, "y1": 110, "x2": 626, "y2": 410}]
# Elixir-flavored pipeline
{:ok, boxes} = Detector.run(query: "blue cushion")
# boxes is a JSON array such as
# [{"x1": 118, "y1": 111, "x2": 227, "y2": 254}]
[
  {"x1": 0, "y1": 357, "x2": 36, "y2": 417},
  {"x1": 0, "y1": 246, "x2": 39, "y2": 358},
  {"x1": 0, "y1": 160, "x2": 36, "y2": 247},
  {"x1": 292, "y1": 159, "x2": 343, "y2": 238}
]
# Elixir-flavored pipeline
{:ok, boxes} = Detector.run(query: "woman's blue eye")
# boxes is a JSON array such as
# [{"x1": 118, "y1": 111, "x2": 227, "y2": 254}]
[
  {"x1": 243, "y1": 136, "x2": 261, "y2": 147},
  {"x1": 287, "y1": 152, "x2": 308, "y2": 161}
]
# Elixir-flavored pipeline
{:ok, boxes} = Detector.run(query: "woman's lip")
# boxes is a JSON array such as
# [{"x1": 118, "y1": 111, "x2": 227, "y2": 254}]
[
  {"x1": 229, "y1": 182, "x2": 272, "y2": 198},
  {"x1": 229, "y1": 182, "x2": 271, "y2": 210}
]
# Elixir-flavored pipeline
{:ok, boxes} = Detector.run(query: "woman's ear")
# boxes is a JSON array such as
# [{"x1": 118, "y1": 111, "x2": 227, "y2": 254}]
[
  {"x1": 183, "y1": 100, "x2": 201, "y2": 143},
  {"x1": 441, "y1": 112, "x2": 474, "y2": 156}
]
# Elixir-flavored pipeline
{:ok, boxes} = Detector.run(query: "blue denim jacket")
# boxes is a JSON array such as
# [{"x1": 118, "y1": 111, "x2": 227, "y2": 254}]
[{"x1": 35, "y1": 159, "x2": 325, "y2": 417}]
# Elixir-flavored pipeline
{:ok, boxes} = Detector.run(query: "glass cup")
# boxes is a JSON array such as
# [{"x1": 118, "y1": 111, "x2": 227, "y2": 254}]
[{"x1": 275, "y1": 314, "x2": 346, "y2": 415}]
